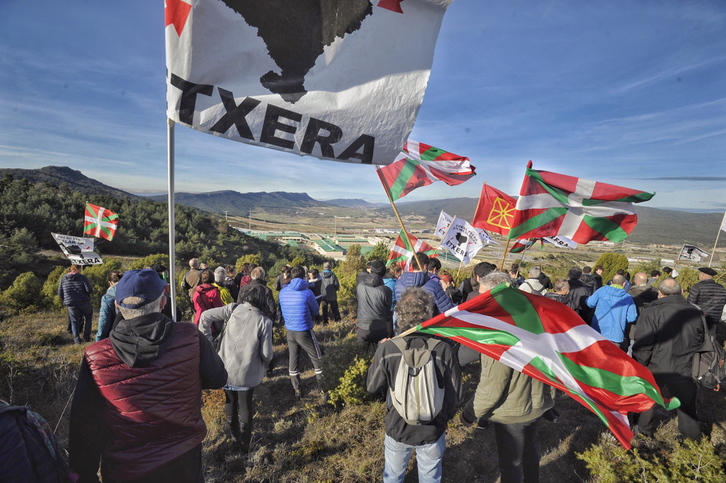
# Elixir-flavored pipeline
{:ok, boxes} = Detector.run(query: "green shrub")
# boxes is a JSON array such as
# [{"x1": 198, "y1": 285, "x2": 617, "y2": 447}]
[
  {"x1": 594, "y1": 253, "x2": 629, "y2": 283},
  {"x1": 327, "y1": 353, "x2": 375, "y2": 408},
  {"x1": 82, "y1": 259, "x2": 123, "y2": 307},
  {"x1": 1, "y1": 272, "x2": 43, "y2": 312},
  {"x1": 128, "y1": 254, "x2": 169, "y2": 271},
  {"x1": 577, "y1": 436, "x2": 725, "y2": 482},
  {"x1": 41, "y1": 266, "x2": 66, "y2": 311}
]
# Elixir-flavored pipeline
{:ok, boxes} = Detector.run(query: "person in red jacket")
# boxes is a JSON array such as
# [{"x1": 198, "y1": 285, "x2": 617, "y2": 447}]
[
  {"x1": 68, "y1": 269, "x2": 227, "y2": 483},
  {"x1": 192, "y1": 269, "x2": 224, "y2": 325}
]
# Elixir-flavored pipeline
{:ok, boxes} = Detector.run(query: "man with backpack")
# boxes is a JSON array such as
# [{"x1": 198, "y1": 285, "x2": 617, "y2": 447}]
[
  {"x1": 518, "y1": 267, "x2": 546, "y2": 295},
  {"x1": 366, "y1": 287, "x2": 461, "y2": 483}
]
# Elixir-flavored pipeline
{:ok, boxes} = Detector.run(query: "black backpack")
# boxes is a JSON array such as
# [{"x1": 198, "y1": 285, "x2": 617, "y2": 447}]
[{"x1": 692, "y1": 315, "x2": 726, "y2": 391}]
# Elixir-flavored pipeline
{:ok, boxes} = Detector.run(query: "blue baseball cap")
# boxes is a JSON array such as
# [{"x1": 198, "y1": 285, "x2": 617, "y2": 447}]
[{"x1": 115, "y1": 269, "x2": 168, "y2": 309}]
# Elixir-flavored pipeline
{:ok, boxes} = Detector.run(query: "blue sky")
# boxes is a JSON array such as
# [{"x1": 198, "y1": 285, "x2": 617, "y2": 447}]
[{"x1": 1, "y1": 1, "x2": 724, "y2": 212}]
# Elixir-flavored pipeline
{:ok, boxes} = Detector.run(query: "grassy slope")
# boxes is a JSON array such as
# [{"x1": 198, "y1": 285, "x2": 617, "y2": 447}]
[{"x1": 2, "y1": 311, "x2": 726, "y2": 482}]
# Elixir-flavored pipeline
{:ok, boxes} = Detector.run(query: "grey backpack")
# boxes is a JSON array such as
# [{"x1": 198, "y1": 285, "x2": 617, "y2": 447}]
[{"x1": 390, "y1": 337, "x2": 444, "y2": 425}]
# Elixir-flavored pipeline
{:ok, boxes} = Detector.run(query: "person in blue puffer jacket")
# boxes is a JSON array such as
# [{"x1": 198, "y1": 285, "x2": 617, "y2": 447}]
[
  {"x1": 279, "y1": 266, "x2": 325, "y2": 399},
  {"x1": 96, "y1": 271, "x2": 123, "y2": 341},
  {"x1": 395, "y1": 252, "x2": 454, "y2": 316}
]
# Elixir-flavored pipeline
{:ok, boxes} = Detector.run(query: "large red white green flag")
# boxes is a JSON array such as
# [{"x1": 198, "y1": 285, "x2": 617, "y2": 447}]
[
  {"x1": 508, "y1": 162, "x2": 654, "y2": 243},
  {"x1": 387, "y1": 230, "x2": 438, "y2": 270},
  {"x1": 417, "y1": 283, "x2": 678, "y2": 449},
  {"x1": 84, "y1": 204, "x2": 119, "y2": 241},
  {"x1": 165, "y1": 0, "x2": 453, "y2": 165},
  {"x1": 376, "y1": 141, "x2": 476, "y2": 200}
]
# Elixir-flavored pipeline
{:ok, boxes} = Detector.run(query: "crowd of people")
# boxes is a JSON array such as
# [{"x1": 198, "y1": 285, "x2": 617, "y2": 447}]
[{"x1": 44, "y1": 253, "x2": 726, "y2": 482}]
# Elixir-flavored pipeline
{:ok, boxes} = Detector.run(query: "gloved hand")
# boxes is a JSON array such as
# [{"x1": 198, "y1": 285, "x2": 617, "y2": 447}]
[
  {"x1": 543, "y1": 407, "x2": 559, "y2": 423},
  {"x1": 459, "y1": 402, "x2": 477, "y2": 427}
]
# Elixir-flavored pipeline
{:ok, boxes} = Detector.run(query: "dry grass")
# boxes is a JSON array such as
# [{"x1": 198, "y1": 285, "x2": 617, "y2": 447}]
[{"x1": 2, "y1": 310, "x2": 726, "y2": 482}]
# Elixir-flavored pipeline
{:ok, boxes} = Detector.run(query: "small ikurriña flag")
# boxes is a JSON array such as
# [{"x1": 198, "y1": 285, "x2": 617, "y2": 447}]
[
  {"x1": 387, "y1": 230, "x2": 438, "y2": 271},
  {"x1": 416, "y1": 283, "x2": 679, "y2": 449},
  {"x1": 508, "y1": 162, "x2": 654, "y2": 244},
  {"x1": 84, "y1": 203, "x2": 119, "y2": 241},
  {"x1": 377, "y1": 141, "x2": 475, "y2": 201},
  {"x1": 472, "y1": 183, "x2": 517, "y2": 237},
  {"x1": 509, "y1": 238, "x2": 536, "y2": 254}
]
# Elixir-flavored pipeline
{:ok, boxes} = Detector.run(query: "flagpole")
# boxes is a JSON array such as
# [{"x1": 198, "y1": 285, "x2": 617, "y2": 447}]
[
  {"x1": 375, "y1": 166, "x2": 423, "y2": 271},
  {"x1": 167, "y1": 118, "x2": 178, "y2": 321},
  {"x1": 672, "y1": 245, "x2": 681, "y2": 277},
  {"x1": 709, "y1": 212, "x2": 726, "y2": 268},
  {"x1": 498, "y1": 238, "x2": 512, "y2": 271}
]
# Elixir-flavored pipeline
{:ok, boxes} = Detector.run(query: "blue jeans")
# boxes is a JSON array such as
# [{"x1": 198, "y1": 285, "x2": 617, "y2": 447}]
[
  {"x1": 383, "y1": 432, "x2": 445, "y2": 483},
  {"x1": 68, "y1": 303, "x2": 93, "y2": 342}
]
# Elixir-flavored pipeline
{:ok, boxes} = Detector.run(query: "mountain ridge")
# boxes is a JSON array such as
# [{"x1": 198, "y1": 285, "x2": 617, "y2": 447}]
[{"x1": 1, "y1": 166, "x2": 723, "y2": 247}]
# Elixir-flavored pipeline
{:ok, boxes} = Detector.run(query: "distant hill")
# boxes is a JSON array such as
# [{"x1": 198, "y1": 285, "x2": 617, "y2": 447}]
[
  {"x1": 322, "y1": 198, "x2": 386, "y2": 209},
  {"x1": 149, "y1": 190, "x2": 332, "y2": 216},
  {"x1": 2, "y1": 166, "x2": 723, "y2": 248},
  {"x1": 0, "y1": 166, "x2": 139, "y2": 200}
]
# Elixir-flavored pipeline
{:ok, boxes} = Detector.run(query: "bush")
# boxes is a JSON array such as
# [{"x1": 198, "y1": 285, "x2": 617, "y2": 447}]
[
  {"x1": 321, "y1": 334, "x2": 375, "y2": 407},
  {"x1": 594, "y1": 253, "x2": 629, "y2": 283},
  {"x1": 577, "y1": 436, "x2": 725, "y2": 482},
  {"x1": 129, "y1": 254, "x2": 169, "y2": 271},
  {"x1": 1, "y1": 272, "x2": 43, "y2": 312},
  {"x1": 82, "y1": 259, "x2": 124, "y2": 308},
  {"x1": 41, "y1": 266, "x2": 66, "y2": 311}
]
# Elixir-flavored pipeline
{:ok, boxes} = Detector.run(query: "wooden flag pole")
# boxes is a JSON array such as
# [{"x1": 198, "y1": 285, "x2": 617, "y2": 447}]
[
  {"x1": 498, "y1": 238, "x2": 512, "y2": 271},
  {"x1": 375, "y1": 165, "x2": 424, "y2": 271},
  {"x1": 709, "y1": 212, "x2": 726, "y2": 268}
]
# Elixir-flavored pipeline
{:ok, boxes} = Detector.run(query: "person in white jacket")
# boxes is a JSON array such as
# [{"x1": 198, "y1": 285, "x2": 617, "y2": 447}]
[{"x1": 200, "y1": 289, "x2": 274, "y2": 456}]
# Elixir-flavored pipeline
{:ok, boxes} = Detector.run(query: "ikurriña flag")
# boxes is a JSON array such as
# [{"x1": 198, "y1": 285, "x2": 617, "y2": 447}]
[
  {"x1": 509, "y1": 238, "x2": 536, "y2": 254},
  {"x1": 471, "y1": 183, "x2": 516, "y2": 237},
  {"x1": 508, "y1": 162, "x2": 654, "y2": 244},
  {"x1": 84, "y1": 204, "x2": 119, "y2": 241},
  {"x1": 377, "y1": 141, "x2": 476, "y2": 201},
  {"x1": 416, "y1": 283, "x2": 678, "y2": 449},
  {"x1": 165, "y1": 0, "x2": 454, "y2": 165},
  {"x1": 387, "y1": 230, "x2": 438, "y2": 271}
]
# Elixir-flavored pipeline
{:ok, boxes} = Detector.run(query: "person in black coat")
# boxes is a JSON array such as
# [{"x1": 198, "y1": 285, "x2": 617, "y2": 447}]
[{"x1": 632, "y1": 278, "x2": 705, "y2": 440}]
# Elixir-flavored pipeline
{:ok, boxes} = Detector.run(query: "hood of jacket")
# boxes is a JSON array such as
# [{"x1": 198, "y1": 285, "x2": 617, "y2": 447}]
[
  {"x1": 287, "y1": 277, "x2": 310, "y2": 291},
  {"x1": 109, "y1": 313, "x2": 175, "y2": 367},
  {"x1": 65, "y1": 272, "x2": 86, "y2": 282},
  {"x1": 360, "y1": 272, "x2": 384, "y2": 287},
  {"x1": 322, "y1": 270, "x2": 335, "y2": 279},
  {"x1": 399, "y1": 271, "x2": 430, "y2": 288},
  {"x1": 106, "y1": 284, "x2": 118, "y2": 297},
  {"x1": 195, "y1": 283, "x2": 217, "y2": 295}
]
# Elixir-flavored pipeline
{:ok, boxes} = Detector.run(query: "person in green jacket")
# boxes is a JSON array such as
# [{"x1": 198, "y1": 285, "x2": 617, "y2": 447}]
[{"x1": 460, "y1": 271, "x2": 555, "y2": 483}]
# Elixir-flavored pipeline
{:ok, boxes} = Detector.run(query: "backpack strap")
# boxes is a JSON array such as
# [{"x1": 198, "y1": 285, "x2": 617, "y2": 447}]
[
  {"x1": 522, "y1": 281, "x2": 544, "y2": 295},
  {"x1": 697, "y1": 313, "x2": 714, "y2": 352}
]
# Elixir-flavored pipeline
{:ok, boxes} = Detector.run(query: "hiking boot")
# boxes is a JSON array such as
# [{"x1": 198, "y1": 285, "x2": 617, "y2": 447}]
[{"x1": 294, "y1": 389, "x2": 302, "y2": 399}]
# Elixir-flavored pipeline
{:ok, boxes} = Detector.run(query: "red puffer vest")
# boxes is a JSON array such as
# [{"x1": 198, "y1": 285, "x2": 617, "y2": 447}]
[{"x1": 84, "y1": 323, "x2": 206, "y2": 481}]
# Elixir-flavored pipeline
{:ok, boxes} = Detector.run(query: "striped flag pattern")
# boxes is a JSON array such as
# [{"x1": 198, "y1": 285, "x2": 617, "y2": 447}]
[
  {"x1": 387, "y1": 230, "x2": 438, "y2": 271},
  {"x1": 377, "y1": 140, "x2": 475, "y2": 201},
  {"x1": 84, "y1": 203, "x2": 119, "y2": 241},
  {"x1": 416, "y1": 283, "x2": 678, "y2": 449},
  {"x1": 508, "y1": 162, "x2": 654, "y2": 244}
]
